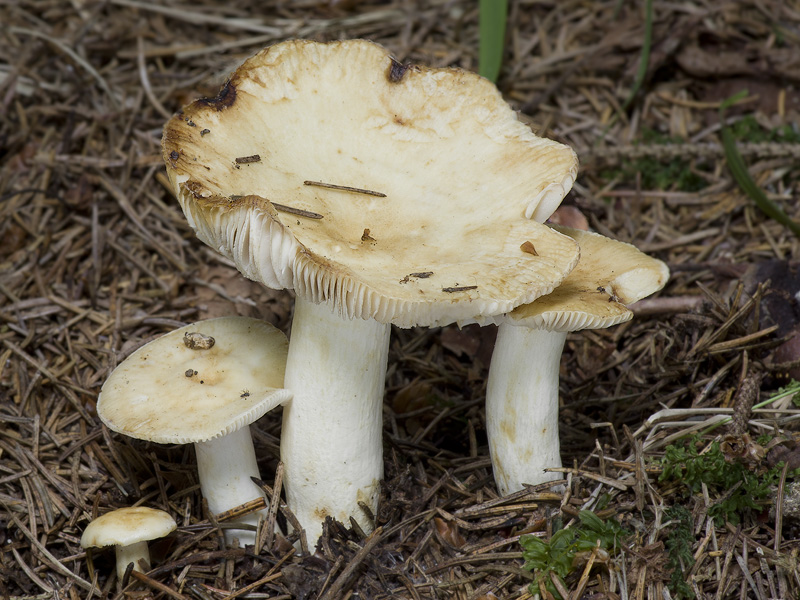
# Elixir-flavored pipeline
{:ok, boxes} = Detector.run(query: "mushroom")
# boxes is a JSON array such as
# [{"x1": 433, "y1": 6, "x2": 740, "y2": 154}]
[
  {"x1": 162, "y1": 39, "x2": 580, "y2": 542},
  {"x1": 486, "y1": 226, "x2": 669, "y2": 495},
  {"x1": 97, "y1": 316, "x2": 291, "y2": 546},
  {"x1": 81, "y1": 506, "x2": 177, "y2": 580}
]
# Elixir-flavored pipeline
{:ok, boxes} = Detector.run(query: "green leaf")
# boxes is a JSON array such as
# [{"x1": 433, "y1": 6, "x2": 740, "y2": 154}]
[
  {"x1": 478, "y1": 0, "x2": 508, "y2": 82},
  {"x1": 521, "y1": 510, "x2": 629, "y2": 599},
  {"x1": 719, "y1": 89, "x2": 750, "y2": 111},
  {"x1": 520, "y1": 535, "x2": 549, "y2": 563},
  {"x1": 577, "y1": 510, "x2": 604, "y2": 531}
]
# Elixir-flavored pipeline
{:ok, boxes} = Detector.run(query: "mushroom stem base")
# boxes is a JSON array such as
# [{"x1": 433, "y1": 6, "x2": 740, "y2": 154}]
[
  {"x1": 282, "y1": 297, "x2": 390, "y2": 545},
  {"x1": 195, "y1": 427, "x2": 270, "y2": 547},
  {"x1": 486, "y1": 325, "x2": 567, "y2": 496},
  {"x1": 115, "y1": 541, "x2": 150, "y2": 581}
]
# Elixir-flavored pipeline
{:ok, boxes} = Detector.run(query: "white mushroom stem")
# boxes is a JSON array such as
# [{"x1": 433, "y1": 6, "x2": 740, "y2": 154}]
[
  {"x1": 195, "y1": 426, "x2": 269, "y2": 546},
  {"x1": 486, "y1": 324, "x2": 566, "y2": 496},
  {"x1": 282, "y1": 296, "x2": 390, "y2": 544},
  {"x1": 115, "y1": 541, "x2": 150, "y2": 580}
]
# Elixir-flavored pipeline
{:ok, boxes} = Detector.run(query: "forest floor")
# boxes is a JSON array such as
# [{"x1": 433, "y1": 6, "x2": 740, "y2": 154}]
[{"x1": 2, "y1": 1, "x2": 800, "y2": 598}]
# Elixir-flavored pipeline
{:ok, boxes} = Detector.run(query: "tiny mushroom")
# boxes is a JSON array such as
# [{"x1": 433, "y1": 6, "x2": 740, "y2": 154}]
[
  {"x1": 81, "y1": 506, "x2": 177, "y2": 581},
  {"x1": 486, "y1": 226, "x2": 670, "y2": 495},
  {"x1": 97, "y1": 316, "x2": 291, "y2": 546},
  {"x1": 162, "y1": 39, "x2": 580, "y2": 543}
]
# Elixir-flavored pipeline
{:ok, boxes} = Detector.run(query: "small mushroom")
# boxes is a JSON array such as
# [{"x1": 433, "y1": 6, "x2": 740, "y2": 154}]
[
  {"x1": 162, "y1": 39, "x2": 580, "y2": 543},
  {"x1": 486, "y1": 226, "x2": 669, "y2": 495},
  {"x1": 97, "y1": 316, "x2": 291, "y2": 546},
  {"x1": 81, "y1": 507, "x2": 176, "y2": 580}
]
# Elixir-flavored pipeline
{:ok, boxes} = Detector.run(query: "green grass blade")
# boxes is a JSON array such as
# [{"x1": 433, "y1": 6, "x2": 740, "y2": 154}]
[
  {"x1": 721, "y1": 122, "x2": 800, "y2": 239},
  {"x1": 622, "y1": 0, "x2": 653, "y2": 111},
  {"x1": 701, "y1": 380, "x2": 800, "y2": 435},
  {"x1": 479, "y1": 0, "x2": 508, "y2": 83}
]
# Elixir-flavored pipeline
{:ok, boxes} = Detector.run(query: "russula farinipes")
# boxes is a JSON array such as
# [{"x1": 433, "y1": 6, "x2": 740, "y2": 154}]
[
  {"x1": 161, "y1": 39, "x2": 580, "y2": 542},
  {"x1": 97, "y1": 316, "x2": 291, "y2": 546},
  {"x1": 486, "y1": 226, "x2": 669, "y2": 495},
  {"x1": 81, "y1": 506, "x2": 177, "y2": 580}
]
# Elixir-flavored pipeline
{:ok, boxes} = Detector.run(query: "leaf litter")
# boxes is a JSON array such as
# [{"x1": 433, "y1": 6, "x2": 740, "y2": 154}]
[{"x1": 1, "y1": 0, "x2": 800, "y2": 598}]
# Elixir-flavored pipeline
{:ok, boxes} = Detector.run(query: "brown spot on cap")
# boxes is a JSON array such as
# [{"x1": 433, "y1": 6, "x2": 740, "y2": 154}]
[
  {"x1": 198, "y1": 80, "x2": 237, "y2": 111},
  {"x1": 388, "y1": 58, "x2": 409, "y2": 83}
]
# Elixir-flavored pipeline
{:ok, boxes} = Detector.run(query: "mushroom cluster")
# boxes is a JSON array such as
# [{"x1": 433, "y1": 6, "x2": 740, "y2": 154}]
[
  {"x1": 162, "y1": 39, "x2": 581, "y2": 543},
  {"x1": 97, "y1": 316, "x2": 291, "y2": 546},
  {"x1": 77, "y1": 37, "x2": 675, "y2": 551}
]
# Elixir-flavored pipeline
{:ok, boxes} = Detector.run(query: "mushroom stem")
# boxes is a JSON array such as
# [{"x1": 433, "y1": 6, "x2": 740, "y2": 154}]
[
  {"x1": 486, "y1": 324, "x2": 566, "y2": 496},
  {"x1": 282, "y1": 296, "x2": 390, "y2": 544},
  {"x1": 194, "y1": 426, "x2": 269, "y2": 546},
  {"x1": 115, "y1": 541, "x2": 150, "y2": 580}
]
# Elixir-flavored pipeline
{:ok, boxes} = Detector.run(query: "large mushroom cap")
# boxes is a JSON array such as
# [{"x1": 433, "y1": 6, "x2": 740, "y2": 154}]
[
  {"x1": 98, "y1": 316, "x2": 291, "y2": 444},
  {"x1": 163, "y1": 39, "x2": 580, "y2": 328},
  {"x1": 508, "y1": 225, "x2": 670, "y2": 332},
  {"x1": 81, "y1": 507, "x2": 177, "y2": 549}
]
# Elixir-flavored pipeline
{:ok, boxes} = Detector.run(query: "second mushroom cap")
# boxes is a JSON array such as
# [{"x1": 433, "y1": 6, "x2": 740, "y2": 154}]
[{"x1": 98, "y1": 316, "x2": 290, "y2": 444}]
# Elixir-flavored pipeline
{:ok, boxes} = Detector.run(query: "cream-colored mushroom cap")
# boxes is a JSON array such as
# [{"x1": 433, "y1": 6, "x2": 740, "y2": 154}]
[
  {"x1": 81, "y1": 507, "x2": 177, "y2": 548},
  {"x1": 507, "y1": 225, "x2": 670, "y2": 332},
  {"x1": 162, "y1": 39, "x2": 580, "y2": 328},
  {"x1": 98, "y1": 316, "x2": 291, "y2": 444}
]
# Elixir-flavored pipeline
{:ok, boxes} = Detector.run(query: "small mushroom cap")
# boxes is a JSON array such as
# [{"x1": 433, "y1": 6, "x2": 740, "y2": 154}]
[
  {"x1": 163, "y1": 39, "x2": 580, "y2": 328},
  {"x1": 507, "y1": 225, "x2": 670, "y2": 332},
  {"x1": 81, "y1": 507, "x2": 177, "y2": 548},
  {"x1": 98, "y1": 316, "x2": 291, "y2": 444}
]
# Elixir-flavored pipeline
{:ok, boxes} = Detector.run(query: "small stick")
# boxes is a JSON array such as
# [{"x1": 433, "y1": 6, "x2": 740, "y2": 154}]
[
  {"x1": 442, "y1": 286, "x2": 478, "y2": 293},
  {"x1": 252, "y1": 476, "x2": 308, "y2": 555},
  {"x1": 129, "y1": 570, "x2": 190, "y2": 600},
  {"x1": 357, "y1": 500, "x2": 375, "y2": 523},
  {"x1": 304, "y1": 180, "x2": 386, "y2": 197},
  {"x1": 630, "y1": 295, "x2": 704, "y2": 316},
  {"x1": 272, "y1": 203, "x2": 323, "y2": 219},
  {"x1": 217, "y1": 572, "x2": 283, "y2": 600},
  {"x1": 400, "y1": 271, "x2": 434, "y2": 284},
  {"x1": 215, "y1": 497, "x2": 266, "y2": 522},
  {"x1": 319, "y1": 527, "x2": 383, "y2": 600},
  {"x1": 316, "y1": 555, "x2": 344, "y2": 599},
  {"x1": 234, "y1": 155, "x2": 261, "y2": 164},
  {"x1": 349, "y1": 516, "x2": 367, "y2": 540},
  {"x1": 264, "y1": 461, "x2": 284, "y2": 550}
]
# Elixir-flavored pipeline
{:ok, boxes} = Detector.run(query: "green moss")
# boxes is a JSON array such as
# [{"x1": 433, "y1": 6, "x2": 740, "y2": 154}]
[
  {"x1": 601, "y1": 128, "x2": 709, "y2": 192},
  {"x1": 603, "y1": 120, "x2": 800, "y2": 192},
  {"x1": 659, "y1": 437, "x2": 798, "y2": 525},
  {"x1": 727, "y1": 115, "x2": 800, "y2": 144},
  {"x1": 664, "y1": 505, "x2": 695, "y2": 599}
]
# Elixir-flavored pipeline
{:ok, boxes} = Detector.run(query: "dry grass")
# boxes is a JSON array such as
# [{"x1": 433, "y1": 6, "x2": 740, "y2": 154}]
[{"x1": 2, "y1": 0, "x2": 800, "y2": 598}]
